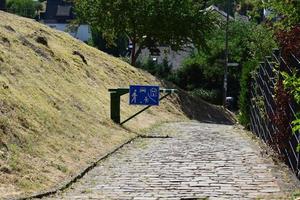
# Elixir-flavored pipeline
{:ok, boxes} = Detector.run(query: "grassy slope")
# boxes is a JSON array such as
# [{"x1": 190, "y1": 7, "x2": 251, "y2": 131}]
[{"x1": 0, "y1": 12, "x2": 233, "y2": 198}]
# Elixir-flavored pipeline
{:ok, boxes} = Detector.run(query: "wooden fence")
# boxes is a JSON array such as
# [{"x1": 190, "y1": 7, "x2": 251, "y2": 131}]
[{"x1": 249, "y1": 49, "x2": 300, "y2": 177}]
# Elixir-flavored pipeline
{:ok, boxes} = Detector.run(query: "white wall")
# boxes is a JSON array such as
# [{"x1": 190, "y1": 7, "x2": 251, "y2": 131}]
[
  {"x1": 46, "y1": 23, "x2": 92, "y2": 42},
  {"x1": 139, "y1": 46, "x2": 194, "y2": 69}
]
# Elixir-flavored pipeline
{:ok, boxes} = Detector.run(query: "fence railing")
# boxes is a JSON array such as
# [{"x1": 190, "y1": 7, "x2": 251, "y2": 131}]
[{"x1": 249, "y1": 50, "x2": 300, "y2": 177}]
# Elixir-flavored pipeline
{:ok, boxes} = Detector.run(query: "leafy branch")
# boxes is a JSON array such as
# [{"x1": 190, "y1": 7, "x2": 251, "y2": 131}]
[{"x1": 282, "y1": 72, "x2": 300, "y2": 152}]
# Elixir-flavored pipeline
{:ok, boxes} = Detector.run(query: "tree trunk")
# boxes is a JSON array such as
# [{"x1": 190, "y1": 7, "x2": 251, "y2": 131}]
[
  {"x1": 130, "y1": 39, "x2": 143, "y2": 67},
  {"x1": 131, "y1": 41, "x2": 136, "y2": 66}
]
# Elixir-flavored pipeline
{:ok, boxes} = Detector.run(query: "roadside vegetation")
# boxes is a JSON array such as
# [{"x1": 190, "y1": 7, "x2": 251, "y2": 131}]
[
  {"x1": 97, "y1": 0, "x2": 300, "y2": 134},
  {"x1": 73, "y1": 0, "x2": 300, "y2": 152},
  {"x1": 74, "y1": 0, "x2": 215, "y2": 66},
  {"x1": 239, "y1": 1, "x2": 300, "y2": 133},
  {"x1": 171, "y1": 20, "x2": 276, "y2": 109},
  {"x1": 6, "y1": 0, "x2": 44, "y2": 18},
  {"x1": 116, "y1": 2, "x2": 276, "y2": 112}
]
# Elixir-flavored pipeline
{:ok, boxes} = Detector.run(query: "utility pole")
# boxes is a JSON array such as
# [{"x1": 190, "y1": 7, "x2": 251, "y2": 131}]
[{"x1": 223, "y1": 0, "x2": 230, "y2": 107}]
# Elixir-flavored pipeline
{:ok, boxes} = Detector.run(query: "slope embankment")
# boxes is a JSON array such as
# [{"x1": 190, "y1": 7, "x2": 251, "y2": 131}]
[{"x1": 0, "y1": 12, "x2": 233, "y2": 199}]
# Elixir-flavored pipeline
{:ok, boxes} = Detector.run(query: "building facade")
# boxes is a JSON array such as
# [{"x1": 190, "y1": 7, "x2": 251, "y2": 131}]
[{"x1": 40, "y1": 0, "x2": 91, "y2": 42}]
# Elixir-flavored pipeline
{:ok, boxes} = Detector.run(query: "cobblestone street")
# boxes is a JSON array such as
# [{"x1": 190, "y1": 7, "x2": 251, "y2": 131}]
[{"x1": 44, "y1": 122, "x2": 299, "y2": 200}]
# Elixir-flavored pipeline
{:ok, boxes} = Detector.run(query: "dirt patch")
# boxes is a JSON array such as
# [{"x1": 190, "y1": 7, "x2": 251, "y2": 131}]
[
  {"x1": 35, "y1": 36, "x2": 48, "y2": 47},
  {"x1": 19, "y1": 36, "x2": 54, "y2": 59},
  {"x1": 73, "y1": 51, "x2": 87, "y2": 65},
  {"x1": 0, "y1": 36, "x2": 10, "y2": 47},
  {"x1": 3, "y1": 25, "x2": 15, "y2": 32}
]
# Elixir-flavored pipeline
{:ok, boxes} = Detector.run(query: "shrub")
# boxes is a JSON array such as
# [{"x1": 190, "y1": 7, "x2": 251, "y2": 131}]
[
  {"x1": 189, "y1": 88, "x2": 222, "y2": 105},
  {"x1": 270, "y1": 79, "x2": 292, "y2": 150},
  {"x1": 89, "y1": 28, "x2": 129, "y2": 57},
  {"x1": 174, "y1": 21, "x2": 276, "y2": 107},
  {"x1": 238, "y1": 60, "x2": 259, "y2": 127},
  {"x1": 276, "y1": 25, "x2": 300, "y2": 66},
  {"x1": 282, "y1": 72, "x2": 300, "y2": 152},
  {"x1": 170, "y1": 62, "x2": 206, "y2": 90},
  {"x1": 136, "y1": 58, "x2": 172, "y2": 79},
  {"x1": 7, "y1": 0, "x2": 40, "y2": 18}
]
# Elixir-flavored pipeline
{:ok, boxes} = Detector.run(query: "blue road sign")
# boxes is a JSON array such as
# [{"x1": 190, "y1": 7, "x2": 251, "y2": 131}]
[{"x1": 129, "y1": 85, "x2": 160, "y2": 106}]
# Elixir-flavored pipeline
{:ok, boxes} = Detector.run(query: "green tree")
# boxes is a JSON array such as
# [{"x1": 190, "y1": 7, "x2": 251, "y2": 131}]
[
  {"x1": 74, "y1": 0, "x2": 215, "y2": 66},
  {"x1": 89, "y1": 28, "x2": 128, "y2": 57},
  {"x1": 171, "y1": 20, "x2": 276, "y2": 108},
  {"x1": 238, "y1": 0, "x2": 300, "y2": 29},
  {"x1": 136, "y1": 58, "x2": 172, "y2": 79},
  {"x1": 264, "y1": 0, "x2": 300, "y2": 29},
  {"x1": 7, "y1": 0, "x2": 42, "y2": 18}
]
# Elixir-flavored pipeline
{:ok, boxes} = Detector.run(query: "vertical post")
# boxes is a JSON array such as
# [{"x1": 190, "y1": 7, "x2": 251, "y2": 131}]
[
  {"x1": 110, "y1": 92, "x2": 121, "y2": 124},
  {"x1": 131, "y1": 39, "x2": 136, "y2": 66},
  {"x1": 223, "y1": 0, "x2": 230, "y2": 107}
]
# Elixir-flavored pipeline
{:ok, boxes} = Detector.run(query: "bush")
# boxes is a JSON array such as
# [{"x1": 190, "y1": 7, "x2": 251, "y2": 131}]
[
  {"x1": 166, "y1": 61, "x2": 224, "y2": 104},
  {"x1": 276, "y1": 25, "x2": 300, "y2": 66},
  {"x1": 238, "y1": 59, "x2": 259, "y2": 127},
  {"x1": 7, "y1": 0, "x2": 40, "y2": 18},
  {"x1": 89, "y1": 28, "x2": 129, "y2": 57},
  {"x1": 189, "y1": 88, "x2": 222, "y2": 105},
  {"x1": 282, "y1": 72, "x2": 300, "y2": 152},
  {"x1": 172, "y1": 21, "x2": 276, "y2": 106},
  {"x1": 270, "y1": 79, "x2": 292, "y2": 150},
  {"x1": 136, "y1": 58, "x2": 172, "y2": 79},
  {"x1": 170, "y1": 63, "x2": 203, "y2": 90}
]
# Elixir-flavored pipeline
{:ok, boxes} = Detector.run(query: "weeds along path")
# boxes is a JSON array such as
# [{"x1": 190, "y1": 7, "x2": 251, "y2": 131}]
[{"x1": 41, "y1": 122, "x2": 300, "y2": 200}]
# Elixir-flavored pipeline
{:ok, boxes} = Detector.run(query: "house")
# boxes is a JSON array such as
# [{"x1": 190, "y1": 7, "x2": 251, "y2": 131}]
[
  {"x1": 138, "y1": 46, "x2": 193, "y2": 70},
  {"x1": 206, "y1": 5, "x2": 251, "y2": 22},
  {"x1": 205, "y1": 5, "x2": 235, "y2": 21},
  {"x1": 40, "y1": 0, "x2": 91, "y2": 42}
]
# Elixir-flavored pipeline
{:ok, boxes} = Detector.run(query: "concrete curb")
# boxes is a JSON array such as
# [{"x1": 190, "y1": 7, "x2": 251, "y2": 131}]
[{"x1": 6, "y1": 136, "x2": 138, "y2": 200}]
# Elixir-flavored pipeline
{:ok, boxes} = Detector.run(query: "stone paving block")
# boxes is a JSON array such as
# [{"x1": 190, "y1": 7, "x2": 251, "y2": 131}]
[{"x1": 41, "y1": 122, "x2": 300, "y2": 200}]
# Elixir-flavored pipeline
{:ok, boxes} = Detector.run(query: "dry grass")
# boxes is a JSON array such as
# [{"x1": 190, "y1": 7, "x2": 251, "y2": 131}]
[{"x1": 0, "y1": 11, "x2": 233, "y2": 198}]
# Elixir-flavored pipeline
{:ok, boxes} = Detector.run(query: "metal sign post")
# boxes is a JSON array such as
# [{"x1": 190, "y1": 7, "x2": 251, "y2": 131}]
[
  {"x1": 129, "y1": 85, "x2": 159, "y2": 106},
  {"x1": 108, "y1": 87, "x2": 177, "y2": 124}
]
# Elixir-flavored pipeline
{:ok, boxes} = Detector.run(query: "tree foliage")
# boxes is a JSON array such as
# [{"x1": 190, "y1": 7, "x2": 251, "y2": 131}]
[
  {"x1": 276, "y1": 25, "x2": 300, "y2": 63},
  {"x1": 236, "y1": 22, "x2": 276, "y2": 126},
  {"x1": 283, "y1": 72, "x2": 300, "y2": 152},
  {"x1": 238, "y1": 59, "x2": 258, "y2": 126},
  {"x1": 264, "y1": 0, "x2": 300, "y2": 29},
  {"x1": 6, "y1": 0, "x2": 42, "y2": 18},
  {"x1": 173, "y1": 20, "x2": 276, "y2": 99},
  {"x1": 238, "y1": 0, "x2": 300, "y2": 29},
  {"x1": 89, "y1": 28, "x2": 129, "y2": 57},
  {"x1": 136, "y1": 58, "x2": 172, "y2": 79},
  {"x1": 74, "y1": 0, "x2": 215, "y2": 66}
]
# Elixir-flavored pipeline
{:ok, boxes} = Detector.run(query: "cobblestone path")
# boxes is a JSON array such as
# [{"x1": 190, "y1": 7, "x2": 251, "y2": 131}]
[{"x1": 44, "y1": 122, "x2": 299, "y2": 200}]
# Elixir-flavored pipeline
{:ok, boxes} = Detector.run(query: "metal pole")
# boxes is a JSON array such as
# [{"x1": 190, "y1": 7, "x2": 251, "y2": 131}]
[
  {"x1": 110, "y1": 92, "x2": 121, "y2": 124},
  {"x1": 108, "y1": 88, "x2": 177, "y2": 124},
  {"x1": 120, "y1": 93, "x2": 171, "y2": 125},
  {"x1": 223, "y1": 0, "x2": 230, "y2": 107}
]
